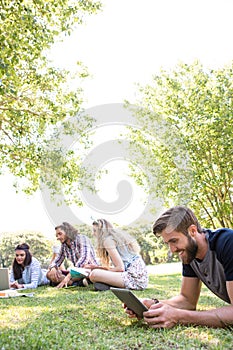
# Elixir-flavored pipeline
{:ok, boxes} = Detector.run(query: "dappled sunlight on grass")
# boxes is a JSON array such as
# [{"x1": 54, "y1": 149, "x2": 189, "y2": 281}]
[
  {"x1": 147, "y1": 273, "x2": 182, "y2": 299},
  {"x1": 0, "y1": 305, "x2": 46, "y2": 330},
  {"x1": 0, "y1": 271, "x2": 233, "y2": 349},
  {"x1": 182, "y1": 327, "x2": 222, "y2": 348}
]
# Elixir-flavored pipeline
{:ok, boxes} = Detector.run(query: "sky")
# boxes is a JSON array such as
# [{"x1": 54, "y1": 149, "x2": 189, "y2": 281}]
[{"x1": 1, "y1": 0, "x2": 233, "y2": 239}]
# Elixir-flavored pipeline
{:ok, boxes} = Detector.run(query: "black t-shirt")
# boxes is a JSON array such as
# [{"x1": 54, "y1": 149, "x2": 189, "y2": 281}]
[{"x1": 183, "y1": 228, "x2": 233, "y2": 281}]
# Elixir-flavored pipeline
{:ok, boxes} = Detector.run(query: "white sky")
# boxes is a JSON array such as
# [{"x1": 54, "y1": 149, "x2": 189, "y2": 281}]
[{"x1": 1, "y1": 0, "x2": 233, "y2": 239}]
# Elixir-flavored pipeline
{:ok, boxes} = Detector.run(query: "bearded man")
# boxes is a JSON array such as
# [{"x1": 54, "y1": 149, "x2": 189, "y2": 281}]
[{"x1": 125, "y1": 206, "x2": 233, "y2": 328}]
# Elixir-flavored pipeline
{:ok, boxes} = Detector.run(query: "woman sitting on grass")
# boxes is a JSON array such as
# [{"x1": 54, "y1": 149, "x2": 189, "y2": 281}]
[
  {"x1": 85, "y1": 219, "x2": 148, "y2": 291},
  {"x1": 10, "y1": 243, "x2": 49, "y2": 289}
]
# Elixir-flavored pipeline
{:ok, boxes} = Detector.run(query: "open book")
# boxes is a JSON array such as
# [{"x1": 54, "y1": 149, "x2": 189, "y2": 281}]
[{"x1": 69, "y1": 267, "x2": 89, "y2": 279}]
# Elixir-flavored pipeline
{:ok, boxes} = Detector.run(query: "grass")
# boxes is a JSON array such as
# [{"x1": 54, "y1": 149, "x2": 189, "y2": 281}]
[{"x1": 0, "y1": 271, "x2": 232, "y2": 350}]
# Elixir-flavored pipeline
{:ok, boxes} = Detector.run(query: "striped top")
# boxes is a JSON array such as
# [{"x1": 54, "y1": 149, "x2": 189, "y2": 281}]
[{"x1": 50, "y1": 234, "x2": 98, "y2": 268}]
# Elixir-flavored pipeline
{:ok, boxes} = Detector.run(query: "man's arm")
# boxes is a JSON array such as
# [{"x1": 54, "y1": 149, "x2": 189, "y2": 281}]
[
  {"x1": 47, "y1": 246, "x2": 66, "y2": 283},
  {"x1": 176, "y1": 280, "x2": 233, "y2": 327},
  {"x1": 48, "y1": 246, "x2": 65, "y2": 269},
  {"x1": 143, "y1": 279, "x2": 233, "y2": 328},
  {"x1": 161, "y1": 276, "x2": 201, "y2": 310}
]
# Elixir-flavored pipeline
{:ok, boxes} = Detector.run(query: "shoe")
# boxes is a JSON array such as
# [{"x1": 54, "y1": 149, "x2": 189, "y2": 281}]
[
  {"x1": 83, "y1": 278, "x2": 93, "y2": 287},
  {"x1": 94, "y1": 282, "x2": 111, "y2": 291}
]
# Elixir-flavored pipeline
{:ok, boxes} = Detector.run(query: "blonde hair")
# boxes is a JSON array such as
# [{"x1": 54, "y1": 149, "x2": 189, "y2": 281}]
[{"x1": 93, "y1": 219, "x2": 140, "y2": 266}]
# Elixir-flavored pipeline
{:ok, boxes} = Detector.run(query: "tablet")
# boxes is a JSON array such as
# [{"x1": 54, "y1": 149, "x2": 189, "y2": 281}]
[{"x1": 110, "y1": 287, "x2": 148, "y2": 318}]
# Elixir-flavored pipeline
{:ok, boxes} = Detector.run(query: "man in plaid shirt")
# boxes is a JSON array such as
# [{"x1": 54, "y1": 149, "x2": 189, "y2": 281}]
[{"x1": 47, "y1": 222, "x2": 98, "y2": 288}]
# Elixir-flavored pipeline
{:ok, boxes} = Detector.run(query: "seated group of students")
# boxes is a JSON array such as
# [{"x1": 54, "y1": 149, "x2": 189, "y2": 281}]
[
  {"x1": 10, "y1": 218, "x2": 148, "y2": 291},
  {"x1": 9, "y1": 206, "x2": 233, "y2": 329}
]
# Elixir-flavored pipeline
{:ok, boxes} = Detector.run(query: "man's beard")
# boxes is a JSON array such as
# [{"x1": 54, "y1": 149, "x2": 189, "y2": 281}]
[{"x1": 181, "y1": 235, "x2": 198, "y2": 264}]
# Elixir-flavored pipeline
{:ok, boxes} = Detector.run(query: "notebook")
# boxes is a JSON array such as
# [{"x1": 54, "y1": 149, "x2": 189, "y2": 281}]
[
  {"x1": 69, "y1": 267, "x2": 89, "y2": 279},
  {"x1": 0, "y1": 268, "x2": 10, "y2": 291}
]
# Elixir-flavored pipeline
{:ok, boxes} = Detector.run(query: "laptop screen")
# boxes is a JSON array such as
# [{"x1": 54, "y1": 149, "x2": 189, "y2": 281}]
[{"x1": 0, "y1": 268, "x2": 10, "y2": 290}]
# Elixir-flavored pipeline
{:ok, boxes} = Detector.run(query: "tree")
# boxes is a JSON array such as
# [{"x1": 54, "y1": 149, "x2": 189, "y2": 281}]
[
  {"x1": 122, "y1": 224, "x2": 174, "y2": 264},
  {"x1": 128, "y1": 61, "x2": 233, "y2": 227},
  {"x1": 0, "y1": 231, "x2": 52, "y2": 268},
  {"x1": 0, "y1": 0, "x2": 101, "y2": 195}
]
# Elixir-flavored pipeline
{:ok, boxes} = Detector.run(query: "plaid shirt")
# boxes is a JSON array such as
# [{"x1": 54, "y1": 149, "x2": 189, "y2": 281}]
[{"x1": 51, "y1": 234, "x2": 98, "y2": 268}]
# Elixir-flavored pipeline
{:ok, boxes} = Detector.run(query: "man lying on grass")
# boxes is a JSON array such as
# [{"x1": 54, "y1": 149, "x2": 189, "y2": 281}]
[{"x1": 125, "y1": 206, "x2": 233, "y2": 328}]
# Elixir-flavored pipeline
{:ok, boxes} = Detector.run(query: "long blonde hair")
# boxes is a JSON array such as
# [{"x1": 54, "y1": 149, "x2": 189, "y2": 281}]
[{"x1": 93, "y1": 219, "x2": 140, "y2": 266}]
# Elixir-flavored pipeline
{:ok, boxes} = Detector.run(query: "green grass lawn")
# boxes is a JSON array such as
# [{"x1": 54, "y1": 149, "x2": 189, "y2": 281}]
[{"x1": 0, "y1": 272, "x2": 232, "y2": 350}]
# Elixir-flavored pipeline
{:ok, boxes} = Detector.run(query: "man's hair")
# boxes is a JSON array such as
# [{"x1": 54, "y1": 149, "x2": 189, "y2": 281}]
[
  {"x1": 55, "y1": 222, "x2": 79, "y2": 241},
  {"x1": 153, "y1": 206, "x2": 202, "y2": 237}
]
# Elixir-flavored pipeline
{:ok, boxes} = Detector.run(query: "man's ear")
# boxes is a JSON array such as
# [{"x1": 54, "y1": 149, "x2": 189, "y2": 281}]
[{"x1": 188, "y1": 224, "x2": 198, "y2": 237}]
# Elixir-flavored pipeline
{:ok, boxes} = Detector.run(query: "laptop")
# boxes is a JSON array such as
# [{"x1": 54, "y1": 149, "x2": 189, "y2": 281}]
[{"x1": 0, "y1": 268, "x2": 10, "y2": 290}]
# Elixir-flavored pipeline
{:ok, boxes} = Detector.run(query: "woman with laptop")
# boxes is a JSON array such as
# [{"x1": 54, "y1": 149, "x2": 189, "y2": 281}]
[
  {"x1": 10, "y1": 243, "x2": 49, "y2": 289},
  {"x1": 85, "y1": 219, "x2": 148, "y2": 291}
]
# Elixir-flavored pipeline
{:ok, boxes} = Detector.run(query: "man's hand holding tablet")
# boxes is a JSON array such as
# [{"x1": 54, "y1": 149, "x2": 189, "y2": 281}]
[{"x1": 110, "y1": 287, "x2": 159, "y2": 319}]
